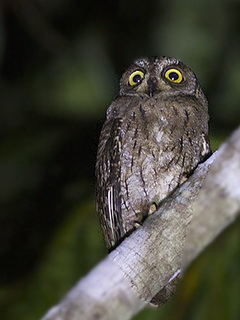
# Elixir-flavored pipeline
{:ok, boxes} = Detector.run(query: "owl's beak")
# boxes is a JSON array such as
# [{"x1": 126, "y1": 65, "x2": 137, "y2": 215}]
[{"x1": 147, "y1": 77, "x2": 158, "y2": 97}]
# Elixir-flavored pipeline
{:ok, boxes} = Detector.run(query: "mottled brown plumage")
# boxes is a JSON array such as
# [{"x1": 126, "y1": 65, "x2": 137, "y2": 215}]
[{"x1": 96, "y1": 56, "x2": 211, "y2": 250}]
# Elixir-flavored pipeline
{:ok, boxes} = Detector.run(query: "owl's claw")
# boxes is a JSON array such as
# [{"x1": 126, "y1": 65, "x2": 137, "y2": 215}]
[
  {"x1": 148, "y1": 202, "x2": 158, "y2": 215},
  {"x1": 179, "y1": 175, "x2": 188, "y2": 184},
  {"x1": 134, "y1": 202, "x2": 158, "y2": 228},
  {"x1": 134, "y1": 220, "x2": 143, "y2": 228}
]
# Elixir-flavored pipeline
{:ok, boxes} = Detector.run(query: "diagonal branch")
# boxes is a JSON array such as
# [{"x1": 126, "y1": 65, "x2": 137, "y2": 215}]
[{"x1": 41, "y1": 127, "x2": 240, "y2": 320}]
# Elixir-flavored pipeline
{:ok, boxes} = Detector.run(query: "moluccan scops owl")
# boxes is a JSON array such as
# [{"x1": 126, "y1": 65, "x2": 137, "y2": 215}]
[{"x1": 96, "y1": 56, "x2": 211, "y2": 251}]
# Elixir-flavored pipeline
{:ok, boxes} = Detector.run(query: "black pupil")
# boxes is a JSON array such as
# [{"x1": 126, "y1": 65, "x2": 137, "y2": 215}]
[
  {"x1": 133, "y1": 74, "x2": 142, "y2": 84},
  {"x1": 169, "y1": 72, "x2": 179, "y2": 81}
]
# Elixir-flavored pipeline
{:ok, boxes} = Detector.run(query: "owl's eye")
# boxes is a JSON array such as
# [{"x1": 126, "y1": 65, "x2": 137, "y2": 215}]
[
  {"x1": 128, "y1": 70, "x2": 145, "y2": 86},
  {"x1": 164, "y1": 68, "x2": 183, "y2": 83}
]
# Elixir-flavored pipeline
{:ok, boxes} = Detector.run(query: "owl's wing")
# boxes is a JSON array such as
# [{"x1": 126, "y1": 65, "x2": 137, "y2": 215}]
[{"x1": 96, "y1": 117, "x2": 124, "y2": 250}]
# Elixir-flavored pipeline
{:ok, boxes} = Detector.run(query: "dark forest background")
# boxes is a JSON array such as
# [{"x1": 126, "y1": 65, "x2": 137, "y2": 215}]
[{"x1": 0, "y1": 1, "x2": 240, "y2": 319}]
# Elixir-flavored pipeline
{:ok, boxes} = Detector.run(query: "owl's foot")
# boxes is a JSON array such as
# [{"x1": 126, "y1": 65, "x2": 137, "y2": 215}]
[
  {"x1": 179, "y1": 175, "x2": 188, "y2": 184},
  {"x1": 134, "y1": 202, "x2": 158, "y2": 228},
  {"x1": 134, "y1": 220, "x2": 142, "y2": 228},
  {"x1": 148, "y1": 202, "x2": 158, "y2": 215}
]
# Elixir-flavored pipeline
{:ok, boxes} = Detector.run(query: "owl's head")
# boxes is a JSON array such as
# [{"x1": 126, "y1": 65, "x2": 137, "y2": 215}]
[{"x1": 120, "y1": 57, "x2": 206, "y2": 104}]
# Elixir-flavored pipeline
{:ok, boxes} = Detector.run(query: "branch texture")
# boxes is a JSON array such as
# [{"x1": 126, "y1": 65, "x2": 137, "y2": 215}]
[{"x1": 41, "y1": 127, "x2": 240, "y2": 320}]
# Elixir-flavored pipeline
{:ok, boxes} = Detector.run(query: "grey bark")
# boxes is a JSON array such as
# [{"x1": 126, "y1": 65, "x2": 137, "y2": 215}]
[{"x1": 41, "y1": 127, "x2": 240, "y2": 320}]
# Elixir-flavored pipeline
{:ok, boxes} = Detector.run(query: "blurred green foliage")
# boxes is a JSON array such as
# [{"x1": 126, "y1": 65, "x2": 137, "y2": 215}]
[{"x1": 0, "y1": 1, "x2": 239, "y2": 319}]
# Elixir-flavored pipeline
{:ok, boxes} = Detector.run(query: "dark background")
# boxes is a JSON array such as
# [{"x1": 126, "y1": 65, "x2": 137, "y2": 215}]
[{"x1": 0, "y1": 1, "x2": 240, "y2": 319}]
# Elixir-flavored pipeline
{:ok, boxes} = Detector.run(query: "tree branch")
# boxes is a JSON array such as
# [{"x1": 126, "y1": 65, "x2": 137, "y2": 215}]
[{"x1": 41, "y1": 127, "x2": 240, "y2": 320}]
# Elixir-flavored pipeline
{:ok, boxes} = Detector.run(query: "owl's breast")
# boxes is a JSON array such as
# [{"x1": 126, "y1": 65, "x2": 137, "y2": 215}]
[{"x1": 118, "y1": 96, "x2": 206, "y2": 232}]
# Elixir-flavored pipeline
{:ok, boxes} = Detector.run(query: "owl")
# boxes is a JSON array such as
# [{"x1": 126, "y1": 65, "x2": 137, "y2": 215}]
[{"x1": 96, "y1": 56, "x2": 211, "y2": 251}]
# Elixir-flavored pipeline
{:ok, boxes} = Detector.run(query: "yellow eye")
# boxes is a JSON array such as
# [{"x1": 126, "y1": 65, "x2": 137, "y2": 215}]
[
  {"x1": 164, "y1": 68, "x2": 183, "y2": 83},
  {"x1": 128, "y1": 70, "x2": 145, "y2": 86}
]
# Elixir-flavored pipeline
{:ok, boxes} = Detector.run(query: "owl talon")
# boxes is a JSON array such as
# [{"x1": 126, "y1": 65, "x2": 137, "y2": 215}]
[
  {"x1": 134, "y1": 220, "x2": 142, "y2": 228},
  {"x1": 179, "y1": 175, "x2": 188, "y2": 184},
  {"x1": 148, "y1": 202, "x2": 158, "y2": 215}
]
